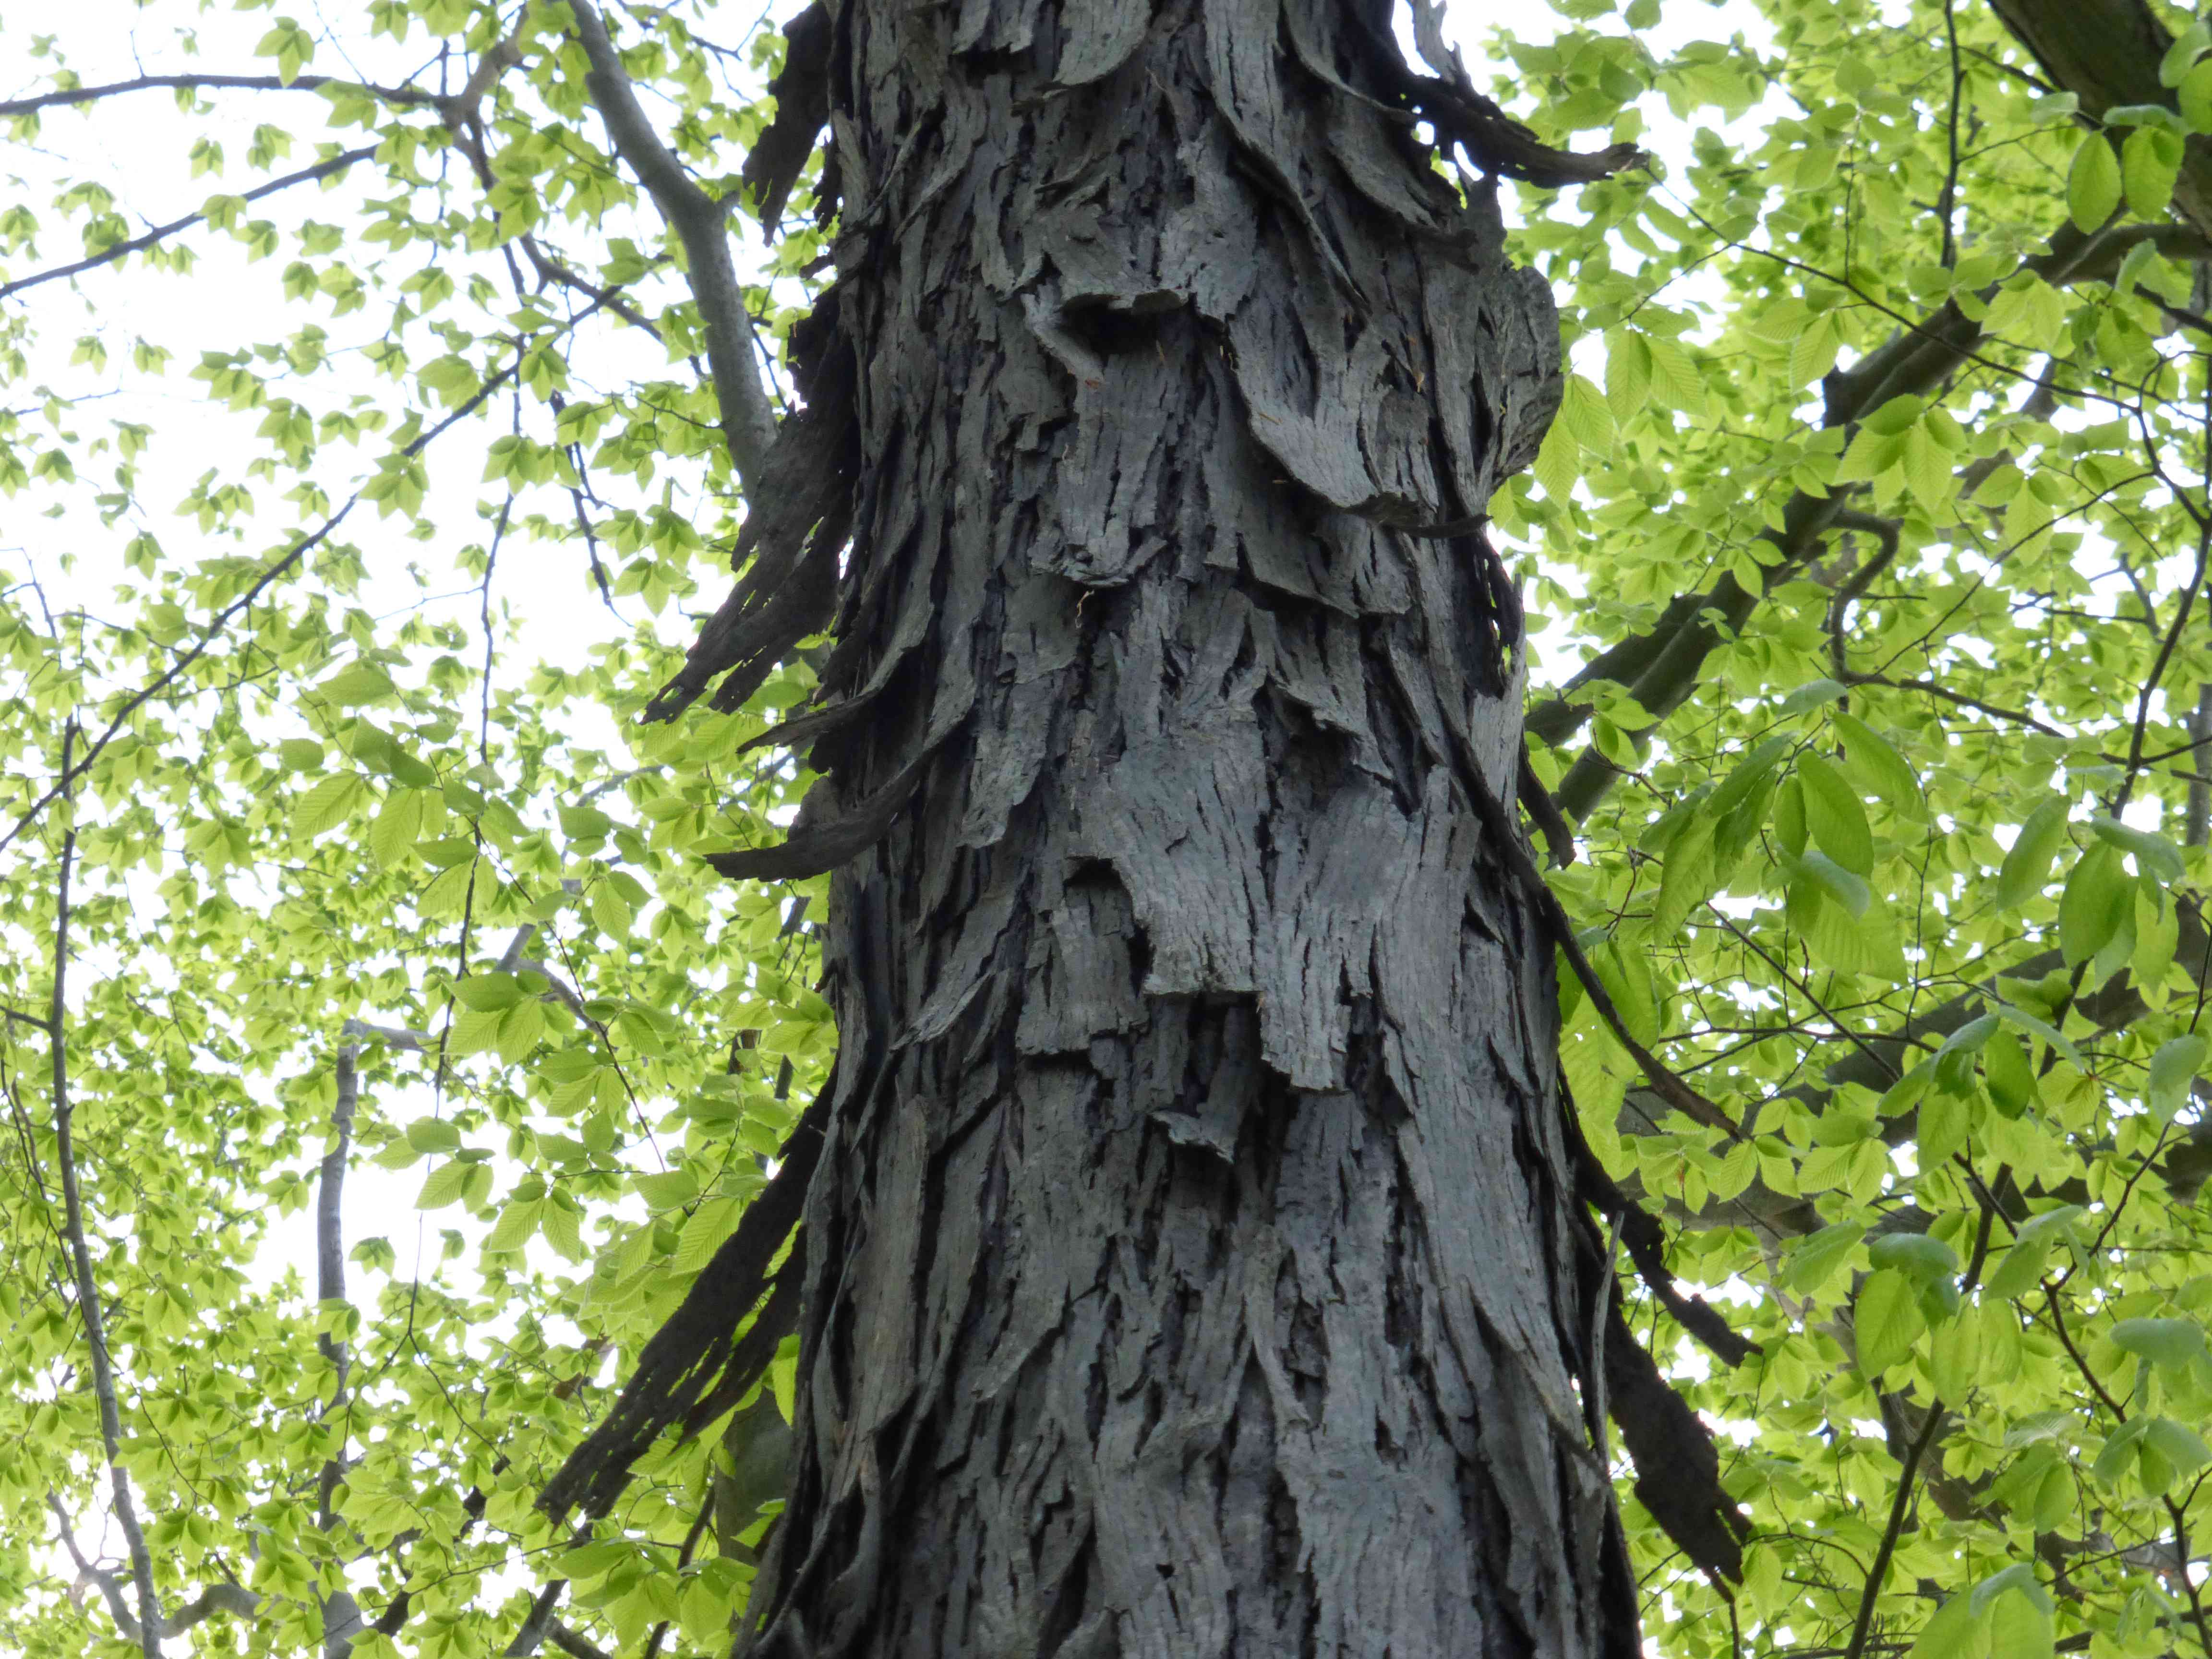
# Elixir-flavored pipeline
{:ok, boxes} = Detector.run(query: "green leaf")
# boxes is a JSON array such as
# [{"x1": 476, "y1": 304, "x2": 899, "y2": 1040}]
[
  {"x1": 2184, "y1": 59, "x2": 2212, "y2": 131},
  {"x1": 1984, "y1": 1028, "x2": 2038, "y2": 1119},
  {"x1": 2122, "y1": 125, "x2": 2186, "y2": 218},
  {"x1": 1796, "y1": 753, "x2": 1873, "y2": 876},
  {"x1": 2057, "y1": 842, "x2": 2130, "y2": 967},
  {"x1": 2094, "y1": 1417, "x2": 2149, "y2": 1486},
  {"x1": 2088, "y1": 817, "x2": 2185, "y2": 883},
  {"x1": 2110, "y1": 1318, "x2": 2204, "y2": 1370},
  {"x1": 2141, "y1": 1416, "x2": 2212, "y2": 1473},
  {"x1": 1779, "y1": 678, "x2": 1847, "y2": 714},
  {"x1": 368, "y1": 788, "x2": 425, "y2": 868},
  {"x1": 672, "y1": 1198, "x2": 741, "y2": 1273},
  {"x1": 1833, "y1": 712, "x2": 1927, "y2": 821},
  {"x1": 591, "y1": 881, "x2": 634, "y2": 938},
  {"x1": 1856, "y1": 1268, "x2": 1926, "y2": 1377},
  {"x1": 1985, "y1": 1205, "x2": 2086, "y2": 1300},
  {"x1": 1869, "y1": 1232, "x2": 1957, "y2": 1283},
  {"x1": 635, "y1": 1169, "x2": 700, "y2": 1211},
  {"x1": 1985, "y1": 1582, "x2": 2054, "y2": 1659},
  {"x1": 1792, "y1": 849, "x2": 1870, "y2": 918},
  {"x1": 1992, "y1": 1000, "x2": 2085, "y2": 1072},
  {"x1": 1560, "y1": 373, "x2": 1614, "y2": 452},
  {"x1": 2160, "y1": 23, "x2": 2211, "y2": 87},
  {"x1": 1802, "y1": 884, "x2": 1907, "y2": 978},
  {"x1": 2148, "y1": 1032, "x2": 2208, "y2": 1122},
  {"x1": 1933, "y1": 1013, "x2": 1997, "y2": 1096},
  {"x1": 404, "y1": 1118, "x2": 461, "y2": 1154},
  {"x1": 415, "y1": 1160, "x2": 470, "y2": 1211},
  {"x1": 2068, "y1": 133, "x2": 2122, "y2": 231},
  {"x1": 1774, "y1": 774, "x2": 1808, "y2": 855},
  {"x1": 449, "y1": 973, "x2": 525, "y2": 1013},
  {"x1": 483, "y1": 1200, "x2": 543, "y2": 1253},
  {"x1": 1970, "y1": 1563, "x2": 2052, "y2": 1619},
  {"x1": 292, "y1": 773, "x2": 364, "y2": 841},
  {"x1": 1906, "y1": 1591, "x2": 1983, "y2": 1659},
  {"x1": 1786, "y1": 1220, "x2": 1865, "y2": 1293},
  {"x1": 1998, "y1": 797, "x2": 2070, "y2": 909}
]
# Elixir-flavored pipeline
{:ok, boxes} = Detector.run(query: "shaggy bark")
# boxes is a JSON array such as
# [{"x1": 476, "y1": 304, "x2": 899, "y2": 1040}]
[{"x1": 712, "y1": 0, "x2": 1648, "y2": 1652}]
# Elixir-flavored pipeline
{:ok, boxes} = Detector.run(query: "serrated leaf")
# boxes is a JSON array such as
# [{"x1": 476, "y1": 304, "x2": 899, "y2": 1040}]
[
  {"x1": 2141, "y1": 1416, "x2": 2212, "y2": 1472},
  {"x1": 1789, "y1": 313, "x2": 1839, "y2": 389},
  {"x1": 591, "y1": 881, "x2": 634, "y2": 938},
  {"x1": 1856, "y1": 1267, "x2": 1926, "y2": 1377},
  {"x1": 2122, "y1": 125, "x2": 2186, "y2": 219},
  {"x1": 368, "y1": 788, "x2": 425, "y2": 867},
  {"x1": 483, "y1": 1199, "x2": 543, "y2": 1253},
  {"x1": 496, "y1": 998, "x2": 545, "y2": 1066},
  {"x1": 1870, "y1": 1232, "x2": 1958, "y2": 1283},
  {"x1": 318, "y1": 663, "x2": 396, "y2": 704},
  {"x1": 415, "y1": 1160, "x2": 470, "y2": 1210},
  {"x1": 1792, "y1": 848, "x2": 1870, "y2": 918},
  {"x1": 1833, "y1": 712, "x2": 1927, "y2": 821},
  {"x1": 1787, "y1": 1220, "x2": 1865, "y2": 1293},
  {"x1": 1605, "y1": 331, "x2": 1652, "y2": 421},
  {"x1": 1993, "y1": 1000, "x2": 2085, "y2": 1071},
  {"x1": 1560, "y1": 373, "x2": 1613, "y2": 452},
  {"x1": 1780, "y1": 678, "x2": 1846, "y2": 714},
  {"x1": 671, "y1": 1198, "x2": 740, "y2": 1274},
  {"x1": 2068, "y1": 133, "x2": 2122, "y2": 231},
  {"x1": 292, "y1": 773, "x2": 364, "y2": 840},
  {"x1": 635, "y1": 1169, "x2": 700, "y2": 1211},
  {"x1": 1985, "y1": 1583, "x2": 2054, "y2": 1659},
  {"x1": 1797, "y1": 754, "x2": 1873, "y2": 875}
]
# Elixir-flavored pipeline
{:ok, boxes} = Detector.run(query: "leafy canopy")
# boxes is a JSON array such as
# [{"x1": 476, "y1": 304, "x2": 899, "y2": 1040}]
[{"x1": 0, "y1": 0, "x2": 2210, "y2": 1656}]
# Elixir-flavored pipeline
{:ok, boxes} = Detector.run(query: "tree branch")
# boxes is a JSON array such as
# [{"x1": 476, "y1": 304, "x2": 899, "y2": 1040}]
[
  {"x1": 0, "y1": 329, "x2": 549, "y2": 859},
  {"x1": 547, "y1": 1621, "x2": 613, "y2": 1659},
  {"x1": 567, "y1": 0, "x2": 776, "y2": 491},
  {"x1": 46, "y1": 721, "x2": 163, "y2": 1655},
  {"x1": 0, "y1": 73, "x2": 434, "y2": 119},
  {"x1": 1525, "y1": 220, "x2": 2207, "y2": 818},
  {"x1": 0, "y1": 143, "x2": 377, "y2": 302}
]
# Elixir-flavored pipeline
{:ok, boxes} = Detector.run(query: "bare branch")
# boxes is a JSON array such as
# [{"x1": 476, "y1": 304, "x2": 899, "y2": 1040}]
[
  {"x1": 546, "y1": 1621, "x2": 613, "y2": 1659},
  {"x1": 48, "y1": 1496, "x2": 260, "y2": 1640}
]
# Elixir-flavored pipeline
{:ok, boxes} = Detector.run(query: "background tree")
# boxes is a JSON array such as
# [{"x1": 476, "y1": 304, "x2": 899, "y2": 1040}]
[{"x1": 2, "y1": 0, "x2": 2212, "y2": 1657}]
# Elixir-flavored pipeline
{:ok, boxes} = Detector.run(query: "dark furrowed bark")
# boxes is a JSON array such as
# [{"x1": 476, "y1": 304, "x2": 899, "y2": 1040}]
[{"x1": 736, "y1": 0, "x2": 1645, "y2": 1653}]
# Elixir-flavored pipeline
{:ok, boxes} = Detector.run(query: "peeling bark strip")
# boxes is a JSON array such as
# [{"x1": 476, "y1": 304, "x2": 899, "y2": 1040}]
[{"x1": 661, "y1": 0, "x2": 1667, "y2": 1652}]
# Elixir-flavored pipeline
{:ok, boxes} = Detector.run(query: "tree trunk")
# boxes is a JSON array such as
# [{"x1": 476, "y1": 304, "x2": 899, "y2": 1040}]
[{"x1": 746, "y1": 0, "x2": 1640, "y2": 1652}]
